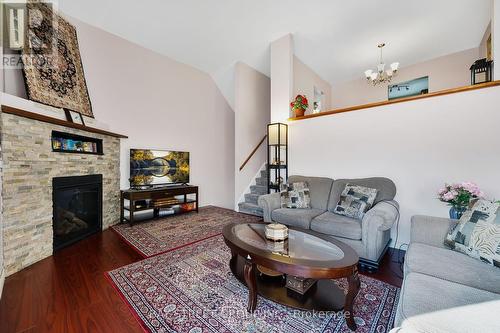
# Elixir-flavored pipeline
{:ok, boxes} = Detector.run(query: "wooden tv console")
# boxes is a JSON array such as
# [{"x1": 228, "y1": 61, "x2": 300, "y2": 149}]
[{"x1": 120, "y1": 185, "x2": 199, "y2": 225}]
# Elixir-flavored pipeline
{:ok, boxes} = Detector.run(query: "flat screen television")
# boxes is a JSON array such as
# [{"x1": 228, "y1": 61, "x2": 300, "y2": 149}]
[{"x1": 130, "y1": 149, "x2": 190, "y2": 187}]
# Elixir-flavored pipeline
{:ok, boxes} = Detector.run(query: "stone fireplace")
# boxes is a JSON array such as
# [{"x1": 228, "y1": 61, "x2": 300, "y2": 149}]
[{"x1": 1, "y1": 108, "x2": 123, "y2": 276}]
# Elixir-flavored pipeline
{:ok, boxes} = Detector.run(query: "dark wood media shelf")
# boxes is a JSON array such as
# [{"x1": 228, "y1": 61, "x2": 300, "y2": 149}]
[{"x1": 120, "y1": 185, "x2": 199, "y2": 225}]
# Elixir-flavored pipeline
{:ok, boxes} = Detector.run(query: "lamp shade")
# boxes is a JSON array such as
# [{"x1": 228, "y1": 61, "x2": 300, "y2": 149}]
[
  {"x1": 390, "y1": 62, "x2": 399, "y2": 71},
  {"x1": 268, "y1": 123, "x2": 287, "y2": 145},
  {"x1": 364, "y1": 69, "x2": 373, "y2": 78},
  {"x1": 370, "y1": 72, "x2": 378, "y2": 81}
]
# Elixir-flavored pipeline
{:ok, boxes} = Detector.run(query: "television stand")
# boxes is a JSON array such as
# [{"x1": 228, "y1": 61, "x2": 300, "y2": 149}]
[{"x1": 120, "y1": 185, "x2": 198, "y2": 225}]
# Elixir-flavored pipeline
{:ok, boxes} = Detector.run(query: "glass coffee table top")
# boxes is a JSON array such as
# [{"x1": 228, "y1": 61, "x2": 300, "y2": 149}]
[{"x1": 231, "y1": 223, "x2": 344, "y2": 261}]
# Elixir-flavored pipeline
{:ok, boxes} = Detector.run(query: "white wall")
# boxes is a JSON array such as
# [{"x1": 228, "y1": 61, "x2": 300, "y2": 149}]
[
  {"x1": 2, "y1": 15, "x2": 235, "y2": 209},
  {"x1": 293, "y1": 56, "x2": 332, "y2": 116},
  {"x1": 331, "y1": 48, "x2": 479, "y2": 109},
  {"x1": 289, "y1": 85, "x2": 500, "y2": 247},
  {"x1": 270, "y1": 34, "x2": 294, "y2": 122},
  {"x1": 234, "y1": 62, "x2": 270, "y2": 206},
  {"x1": 479, "y1": 22, "x2": 491, "y2": 59},
  {"x1": 493, "y1": 0, "x2": 500, "y2": 80}
]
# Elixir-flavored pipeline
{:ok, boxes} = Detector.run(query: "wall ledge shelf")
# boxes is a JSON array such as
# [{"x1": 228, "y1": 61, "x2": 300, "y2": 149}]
[
  {"x1": 1, "y1": 105, "x2": 128, "y2": 138},
  {"x1": 289, "y1": 81, "x2": 500, "y2": 122}
]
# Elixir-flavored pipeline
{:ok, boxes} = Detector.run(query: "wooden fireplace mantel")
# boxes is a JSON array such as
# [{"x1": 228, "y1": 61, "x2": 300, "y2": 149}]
[{"x1": 1, "y1": 105, "x2": 128, "y2": 139}]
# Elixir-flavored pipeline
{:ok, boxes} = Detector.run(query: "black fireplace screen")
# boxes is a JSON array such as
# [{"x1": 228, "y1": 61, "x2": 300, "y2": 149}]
[{"x1": 52, "y1": 175, "x2": 102, "y2": 251}]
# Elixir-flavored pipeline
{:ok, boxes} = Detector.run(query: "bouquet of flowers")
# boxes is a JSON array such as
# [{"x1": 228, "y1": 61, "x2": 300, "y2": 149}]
[{"x1": 438, "y1": 182, "x2": 484, "y2": 208}]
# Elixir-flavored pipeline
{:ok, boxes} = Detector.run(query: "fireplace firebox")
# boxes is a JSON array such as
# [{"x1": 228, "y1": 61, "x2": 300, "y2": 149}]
[{"x1": 52, "y1": 175, "x2": 103, "y2": 251}]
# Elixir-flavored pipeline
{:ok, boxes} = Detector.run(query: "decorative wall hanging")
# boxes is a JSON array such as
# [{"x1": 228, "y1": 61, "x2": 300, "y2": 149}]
[
  {"x1": 388, "y1": 76, "x2": 429, "y2": 100},
  {"x1": 21, "y1": 1, "x2": 94, "y2": 117}
]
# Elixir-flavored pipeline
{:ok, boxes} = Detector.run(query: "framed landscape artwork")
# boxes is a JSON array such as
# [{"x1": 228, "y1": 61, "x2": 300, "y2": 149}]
[
  {"x1": 388, "y1": 76, "x2": 429, "y2": 101},
  {"x1": 21, "y1": 1, "x2": 94, "y2": 117}
]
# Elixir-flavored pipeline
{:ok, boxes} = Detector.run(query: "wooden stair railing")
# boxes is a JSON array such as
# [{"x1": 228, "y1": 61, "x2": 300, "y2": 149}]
[{"x1": 239, "y1": 135, "x2": 267, "y2": 171}]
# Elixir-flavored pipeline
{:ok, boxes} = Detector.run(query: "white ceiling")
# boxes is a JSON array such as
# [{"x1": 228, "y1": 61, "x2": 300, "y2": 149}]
[{"x1": 59, "y1": 0, "x2": 491, "y2": 107}]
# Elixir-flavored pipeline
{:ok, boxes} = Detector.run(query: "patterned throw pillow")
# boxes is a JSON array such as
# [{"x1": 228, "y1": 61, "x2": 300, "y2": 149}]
[
  {"x1": 445, "y1": 199, "x2": 500, "y2": 268},
  {"x1": 333, "y1": 184, "x2": 378, "y2": 220},
  {"x1": 280, "y1": 182, "x2": 311, "y2": 209}
]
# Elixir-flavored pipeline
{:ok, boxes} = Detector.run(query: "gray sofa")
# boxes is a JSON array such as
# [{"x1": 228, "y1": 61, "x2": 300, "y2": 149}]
[
  {"x1": 258, "y1": 175, "x2": 399, "y2": 270},
  {"x1": 392, "y1": 215, "x2": 500, "y2": 333}
]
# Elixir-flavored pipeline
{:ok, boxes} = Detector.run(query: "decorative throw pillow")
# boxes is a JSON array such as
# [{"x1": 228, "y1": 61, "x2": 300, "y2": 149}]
[
  {"x1": 280, "y1": 182, "x2": 311, "y2": 209},
  {"x1": 333, "y1": 184, "x2": 378, "y2": 220},
  {"x1": 444, "y1": 199, "x2": 500, "y2": 268}
]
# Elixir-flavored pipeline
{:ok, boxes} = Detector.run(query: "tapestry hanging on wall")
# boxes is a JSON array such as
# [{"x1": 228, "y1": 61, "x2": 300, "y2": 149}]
[{"x1": 21, "y1": 1, "x2": 93, "y2": 117}]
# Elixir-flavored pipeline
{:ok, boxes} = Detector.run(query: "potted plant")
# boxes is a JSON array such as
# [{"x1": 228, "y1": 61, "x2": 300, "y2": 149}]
[
  {"x1": 290, "y1": 95, "x2": 308, "y2": 117},
  {"x1": 438, "y1": 182, "x2": 484, "y2": 219}
]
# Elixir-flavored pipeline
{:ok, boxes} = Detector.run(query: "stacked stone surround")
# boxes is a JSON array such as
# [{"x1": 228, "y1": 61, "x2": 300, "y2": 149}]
[{"x1": 1, "y1": 112, "x2": 122, "y2": 276}]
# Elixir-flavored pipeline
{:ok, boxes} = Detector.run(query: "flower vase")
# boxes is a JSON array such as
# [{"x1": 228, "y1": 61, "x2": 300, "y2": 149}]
[
  {"x1": 294, "y1": 108, "x2": 305, "y2": 117},
  {"x1": 449, "y1": 206, "x2": 466, "y2": 220}
]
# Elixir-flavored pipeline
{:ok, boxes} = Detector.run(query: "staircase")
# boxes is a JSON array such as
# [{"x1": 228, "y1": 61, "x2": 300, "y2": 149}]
[{"x1": 238, "y1": 168, "x2": 268, "y2": 217}]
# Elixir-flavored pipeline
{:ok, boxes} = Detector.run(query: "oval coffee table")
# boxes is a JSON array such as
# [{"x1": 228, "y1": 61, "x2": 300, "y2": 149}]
[{"x1": 223, "y1": 223, "x2": 360, "y2": 331}]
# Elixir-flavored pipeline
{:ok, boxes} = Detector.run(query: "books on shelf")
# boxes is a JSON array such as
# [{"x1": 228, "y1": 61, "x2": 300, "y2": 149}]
[
  {"x1": 51, "y1": 137, "x2": 98, "y2": 153},
  {"x1": 152, "y1": 197, "x2": 179, "y2": 207}
]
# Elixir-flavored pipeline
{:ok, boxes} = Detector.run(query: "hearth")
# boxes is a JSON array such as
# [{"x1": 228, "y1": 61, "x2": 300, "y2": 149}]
[{"x1": 52, "y1": 175, "x2": 103, "y2": 251}]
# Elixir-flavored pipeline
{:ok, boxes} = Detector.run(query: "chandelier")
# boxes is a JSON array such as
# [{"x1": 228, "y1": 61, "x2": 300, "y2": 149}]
[{"x1": 364, "y1": 43, "x2": 399, "y2": 85}]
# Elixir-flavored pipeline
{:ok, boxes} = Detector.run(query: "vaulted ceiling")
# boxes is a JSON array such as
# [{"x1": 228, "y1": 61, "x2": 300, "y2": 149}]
[{"x1": 59, "y1": 0, "x2": 491, "y2": 107}]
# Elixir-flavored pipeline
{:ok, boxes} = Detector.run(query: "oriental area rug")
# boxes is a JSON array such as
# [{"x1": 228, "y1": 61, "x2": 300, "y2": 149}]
[
  {"x1": 112, "y1": 206, "x2": 261, "y2": 257},
  {"x1": 107, "y1": 236, "x2": 400, "y2": 333}
]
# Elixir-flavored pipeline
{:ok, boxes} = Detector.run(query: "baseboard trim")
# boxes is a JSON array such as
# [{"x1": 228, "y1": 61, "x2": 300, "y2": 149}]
[{"x1": 0, "y1": 267, "x2": 5, "y2": 300}]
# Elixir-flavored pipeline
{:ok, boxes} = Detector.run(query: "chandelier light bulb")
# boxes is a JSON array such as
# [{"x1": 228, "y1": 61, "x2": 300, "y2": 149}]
[
  {"x1": 364, "y1": 69, "x2": 373, "y2": 78},
  {"x1": 390, "y1": 62, "x2": 399, "y2": 72}
]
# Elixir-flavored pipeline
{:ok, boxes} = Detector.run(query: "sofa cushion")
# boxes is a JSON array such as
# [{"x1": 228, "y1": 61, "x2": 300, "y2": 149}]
[
  {"x1": 271, "y1": 208, "x2": 324, "y2": 229},
  {"x1": 395, "y1": 272, "x2": 500, "y2": 332},
  {"x1": 280, "y1": 182, "x2": 311, "y2": 209},
  {"x1": 405, "y1": 242, "x2": 500, "y2": 294},
  {"x1": 287, "y1": 176, "x2": 333, "y2": 211},
  {"x1": 328, "y1": 177, "x2": 396, "y2": 212},
  {"x1": 310, "y1": 212, "x2": 362, "y2": 240},
  {"x1": 444, "y1": 199, "x2": 500, "y2": 268},
  {"x1": 333, "y1": 184, "x2": 378, "y2": 220}
]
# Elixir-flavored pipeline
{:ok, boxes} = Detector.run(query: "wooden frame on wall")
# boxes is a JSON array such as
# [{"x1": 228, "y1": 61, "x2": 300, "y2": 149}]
[{"x1": 64, "y1": 109, "x2": 85, "y2": 126}]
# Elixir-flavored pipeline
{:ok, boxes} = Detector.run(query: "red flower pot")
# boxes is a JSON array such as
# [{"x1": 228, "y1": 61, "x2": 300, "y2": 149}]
[{"x1": 294, "y1": 108, "x2": 306, "y2": 117}]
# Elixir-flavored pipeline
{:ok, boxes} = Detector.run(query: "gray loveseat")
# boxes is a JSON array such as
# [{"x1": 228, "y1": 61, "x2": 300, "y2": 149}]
[
  {"x1": 258, "y1": 175, "x2": 399, "y2": 270},
  {"x1": 392, "y1": 215, "x2": 500, "y2": 333}
]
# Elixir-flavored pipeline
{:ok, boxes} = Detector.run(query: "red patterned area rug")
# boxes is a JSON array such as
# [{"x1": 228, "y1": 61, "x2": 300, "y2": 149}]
[
  {"x1": 112, "y1": 206, "x2": 262, "y2": 257},
  {"x1": 107, "y1": 236, "x2": 400, "y2": 333}
]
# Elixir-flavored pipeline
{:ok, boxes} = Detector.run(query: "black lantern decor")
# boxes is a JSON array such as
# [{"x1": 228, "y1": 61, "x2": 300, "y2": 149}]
[{"x1": 470, "y1": 58, "x2": 493, "y2": 85}]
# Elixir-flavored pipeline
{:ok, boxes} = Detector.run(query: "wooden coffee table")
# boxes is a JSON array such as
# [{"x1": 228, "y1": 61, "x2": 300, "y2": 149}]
[{"x1": 223, "y1": 223, "x2": 360, "y2": 331}]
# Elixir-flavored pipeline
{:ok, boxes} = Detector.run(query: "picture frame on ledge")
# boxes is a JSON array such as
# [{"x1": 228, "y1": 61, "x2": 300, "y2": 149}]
[{"x1": 64, "y1": 109, "x2": 85, "y2": 126}]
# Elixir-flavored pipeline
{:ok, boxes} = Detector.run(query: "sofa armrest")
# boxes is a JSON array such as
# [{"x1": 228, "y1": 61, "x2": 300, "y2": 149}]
[
  {"x1": 361, "y1": 201, "x2": 399, "y2": 260},
  {"x1": 410, "y1": 215, "x2": 456, "y2": 248},
  {"x1": 362, "y1": 200, "x2": 399, "y2": 234},
  {"x1": 258, "y1": 193, "x2": 281, "y2": 222}
]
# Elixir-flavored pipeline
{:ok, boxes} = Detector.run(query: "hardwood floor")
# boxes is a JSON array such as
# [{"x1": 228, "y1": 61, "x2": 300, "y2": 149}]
[{"x1": 0, "y1": 228, "x2": 404, "y2": 333}]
